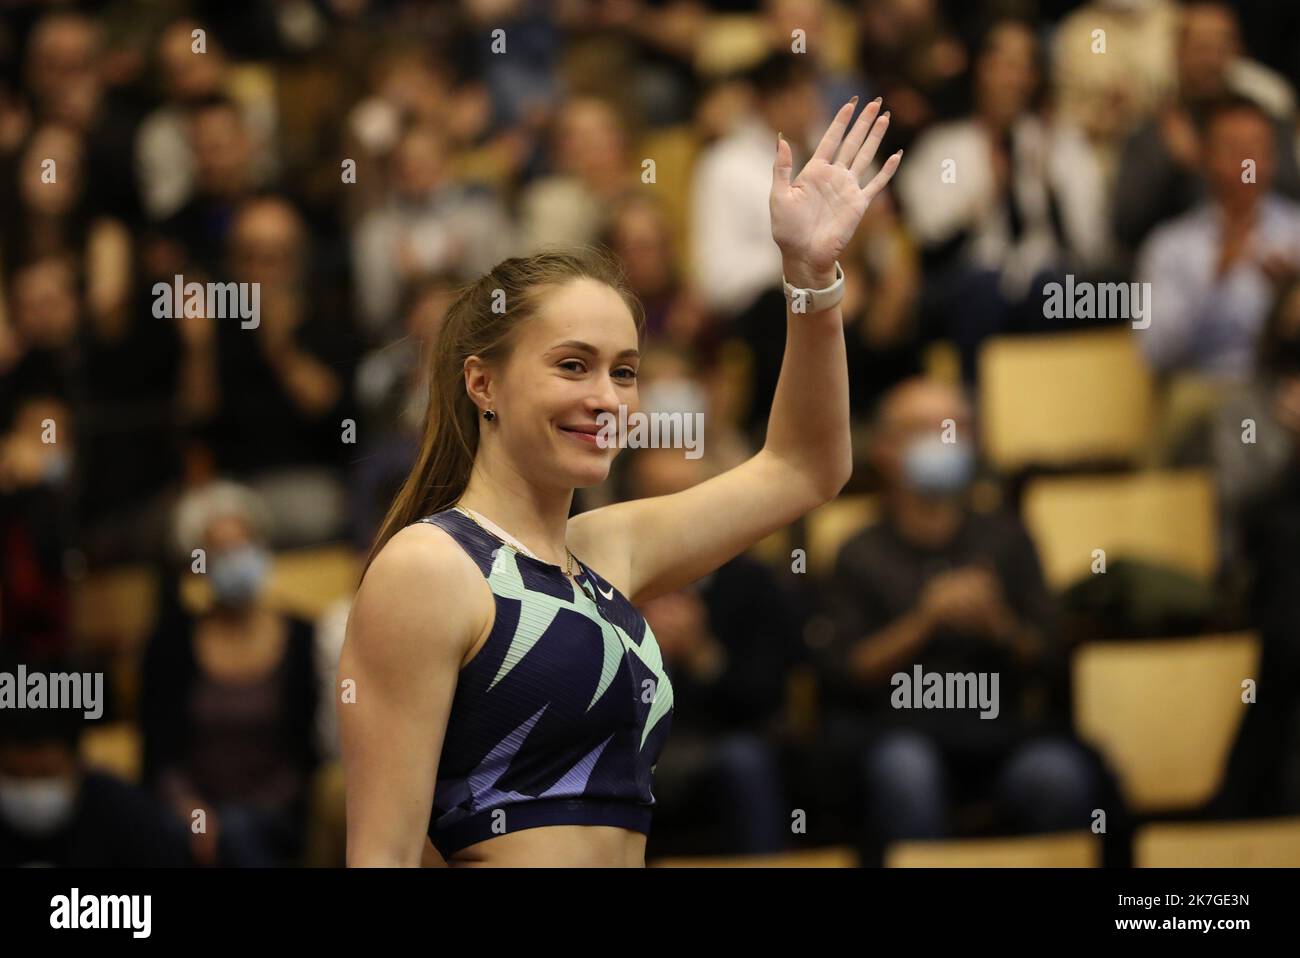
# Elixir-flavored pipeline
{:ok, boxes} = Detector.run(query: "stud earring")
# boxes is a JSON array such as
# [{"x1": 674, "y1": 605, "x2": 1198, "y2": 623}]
[{"x1": 483, "y1": 408, "x2": 496, "y2": 421}]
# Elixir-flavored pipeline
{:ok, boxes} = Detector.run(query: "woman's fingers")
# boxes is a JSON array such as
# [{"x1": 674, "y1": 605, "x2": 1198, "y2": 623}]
[
  {"x1": 849, "y1": 109, "x2": 891, "y2": 183},
  {"x1": 862, "y1": 149, "x2": 904, "y2": 201},
  {"x1": 772, "y1": 130, "x2": 793, "y2": 192},
  {"x1": 833, "y1": 97, "x2": 882, "y2": 168},
  {"x1": 810, "y1": 97, "x2": 859, "y2": 164}
]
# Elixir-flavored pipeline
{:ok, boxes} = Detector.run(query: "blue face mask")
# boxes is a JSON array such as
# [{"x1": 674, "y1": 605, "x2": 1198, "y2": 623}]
[
  {"x1": 901, "y1": 435, "x2": 975, "y2": 496},
  {"x1": 208, "y1": 544, "x2": 270, "y2": 608}
]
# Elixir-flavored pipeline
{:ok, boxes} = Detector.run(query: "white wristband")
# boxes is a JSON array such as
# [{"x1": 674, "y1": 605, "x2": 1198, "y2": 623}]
[{"x1": 782, "y1": 261, "x2": 845, "y2": 314}]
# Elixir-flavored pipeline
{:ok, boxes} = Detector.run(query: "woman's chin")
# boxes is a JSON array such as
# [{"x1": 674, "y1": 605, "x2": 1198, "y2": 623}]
[{"x1": 564, "y1": 459, "x2": 613, "y2": 488}]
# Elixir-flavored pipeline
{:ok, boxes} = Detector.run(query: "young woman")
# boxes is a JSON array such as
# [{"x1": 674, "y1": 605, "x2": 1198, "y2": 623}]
[{"x1": 339, "y1": 96, "x2": 903, "y2": 866}]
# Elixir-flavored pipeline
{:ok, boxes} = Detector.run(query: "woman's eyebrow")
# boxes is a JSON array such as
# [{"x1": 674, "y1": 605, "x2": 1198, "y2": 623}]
[{"x1": 550, "y1": 340, "x2": 640, "y2": 359}]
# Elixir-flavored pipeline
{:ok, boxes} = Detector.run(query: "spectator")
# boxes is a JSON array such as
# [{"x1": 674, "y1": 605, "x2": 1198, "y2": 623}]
[
  {"x1": 1135, "y1": 96, "x2": 1300, "y2": 381},
  {"x1": 141, "y1": 481, "x2": 319, "y2": 867},
  {"x1": 1215, "y1": 310, "x2": 1300, "y2": 818},
  {"x1": 819, "y1": 377, "x2": 1098, "y2": 852},
  {"x1": 181, "y1": 196, "x2": 356, "y2": 547},
  {"x1": 1052, "y1": 0, "x2": 1179, "y2": 158},
  {"x1": 351, "y1": 273, "x2": 456, "y2": 549},
  {"x1": 854, "y1": 0, "x2": 966, "y2": 152},
  {"x1": 519, "y1": 96, "x2": 637, "y2": 255},
  {"x1": 602, "y1": 193, "x2": 708, "y2": 350},
  {"x1": 136, "y1": 17, "x2": 279, "y2": 222},
  {"x1": 23, "y1": 10, "x2": 143, "y2": 224},
  {"x1": 899, "y1": 18, "x2": 1115, "y2": 379},
  {"x1": 4, "y1": 124, "x2": 91, "y2": 263},
  {"x1": 1112, "y1": 1, "x2": 1300, "y2": 256},
  {"x1": 156, "y1": 93, "x2": 260, "y2": 278},
  {"x1": 0, "y1": 394, "x2": 74, "y2": 662},
  {"x1": 351, "y1": 121, "x2": 515, "y2": 337},
  {"x1": 0, "y1": 699, "x2": 189, "y2": 867},
  {"x1": 1211, "y1": 278, "x2": 1300, "y2": 574},
  {"x1": 690, "y1": 51, "x2": 825, "y2": 319},
  {"x1": 629, "y1": 445, "x2": 801, "y2": 856}
]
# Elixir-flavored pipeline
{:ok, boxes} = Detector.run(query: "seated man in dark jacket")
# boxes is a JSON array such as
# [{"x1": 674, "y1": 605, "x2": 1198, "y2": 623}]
[{"x1": 820, "y1": 377, "x2": 1099, "y2": 852}]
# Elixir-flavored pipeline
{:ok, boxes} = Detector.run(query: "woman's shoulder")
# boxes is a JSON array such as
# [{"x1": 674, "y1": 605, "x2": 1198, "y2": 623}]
[
  {"x1": 350, "y1": 520, "x2": 494, "y2": 662},
  {"x1": 363, "y1": 519, "x2": 487, "y2": 597}
]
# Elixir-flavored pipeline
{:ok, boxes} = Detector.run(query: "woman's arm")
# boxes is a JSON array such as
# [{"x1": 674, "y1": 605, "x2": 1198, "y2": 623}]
[
  {"x1": 337, "y1": 524, "x2": 490, "y2": 867},
  {"x1": 571, "y1": 97, "x2": 903, "y2": 604}
]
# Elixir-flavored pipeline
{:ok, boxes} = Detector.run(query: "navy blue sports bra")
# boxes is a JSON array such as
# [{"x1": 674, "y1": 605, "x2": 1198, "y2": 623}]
[{"x1": 418, "y1": 507, "x2": 674, "y2": 857}]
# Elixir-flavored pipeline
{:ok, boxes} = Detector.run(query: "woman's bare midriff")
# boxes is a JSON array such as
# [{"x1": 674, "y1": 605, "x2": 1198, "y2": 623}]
[{"x1": 446, "y1": 825, "x2": 647, "y2": 867}]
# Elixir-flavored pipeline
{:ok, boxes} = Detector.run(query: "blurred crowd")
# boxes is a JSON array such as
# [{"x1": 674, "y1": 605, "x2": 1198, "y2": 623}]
[{"x1": 2, "y1": 0, "x2": 1299, "y2": 867}]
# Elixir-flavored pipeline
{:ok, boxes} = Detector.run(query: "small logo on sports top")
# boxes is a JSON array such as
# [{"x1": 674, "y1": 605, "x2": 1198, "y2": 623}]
[{"x1": 597, "y1": 583, "x2": 614, "y2": 600}]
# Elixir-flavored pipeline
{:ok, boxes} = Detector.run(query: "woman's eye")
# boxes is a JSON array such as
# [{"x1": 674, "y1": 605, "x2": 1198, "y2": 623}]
[
  {"x1": 559, "y1": 360, "x2": 585, "y2": 373},
  {"x1": 614, "y1": 367, "x2": 638, "y2": 381}
]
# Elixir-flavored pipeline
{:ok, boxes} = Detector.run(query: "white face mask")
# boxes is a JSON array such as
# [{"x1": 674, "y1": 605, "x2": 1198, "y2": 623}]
[{"x1": 0, "y1": 776, "x2": 78, "y2": 836}]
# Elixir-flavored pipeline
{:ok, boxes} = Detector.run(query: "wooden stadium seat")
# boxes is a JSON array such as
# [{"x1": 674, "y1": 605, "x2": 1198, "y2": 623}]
[
  {"x1": 1147, "y1": 374, "x2": 1233, "y2": 466},
  {"x1": 693, "y1": 14, "x2": 768, "y2": 78},
  {"x1": 651, "y1": 846, "x2": 859, "y2": 868},
  {"x1": 265, "y1": 544, "x2": 361, "y2": 620},
  {"x1": 885, "y1": 831, "x2": 1100, "y2": 867},
  {"x1": 70, "y1": 566, "x2": 159, "y2": 654},
  {"x1": 80, "y1": 721, "x2": 142, "y2": 784},
  {"x1": 304, "y1": 760, "x2": 348, "y2": 868},
  {"x1": 923, "y1": 339, "x2": 962, "y2": 386},
  {"x1": 803, "y1": 494, "x2": 878, "y2": 577},
  {"x1": 1072, "y1": 633, "x2": 1260, "y2": 814},
  {"x1": 749, "y1": 525, "x2": 792, "y2": 566},
  {"x1": 632, "y1": 124, "x2": 699, "y2": 270},
  {"x1": 1134, "y1": 817, "x2": 1300, "y2": 867},
  {"x1": 1021, "y1": 468, "x2": 1216, "y2": 591},
  {"x1": 978, "y1": 329, "x2": 1155, "y2": 471}
]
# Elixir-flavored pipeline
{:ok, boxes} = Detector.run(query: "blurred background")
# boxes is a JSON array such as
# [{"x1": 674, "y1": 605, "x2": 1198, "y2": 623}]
[{"x1": 2, "y1": 0, "x2": 1299, "y2": 868}]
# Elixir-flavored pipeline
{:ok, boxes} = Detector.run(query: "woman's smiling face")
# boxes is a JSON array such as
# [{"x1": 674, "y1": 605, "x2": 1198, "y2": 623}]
[{"x1": 483, "y1": 277, "x2": 642, "y2": 490}]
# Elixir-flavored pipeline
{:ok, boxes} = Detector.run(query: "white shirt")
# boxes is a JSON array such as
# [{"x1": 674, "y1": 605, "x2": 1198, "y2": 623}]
[
  {"x1": 897, "y1": 114, "x2": 1112, "y2": 298},
  {"x1": 690, "y1": 115, "x2": 794, "y2": 317},
  {"x1": 1135, "y1": 195, "x2": 1300, "y2": 380}
]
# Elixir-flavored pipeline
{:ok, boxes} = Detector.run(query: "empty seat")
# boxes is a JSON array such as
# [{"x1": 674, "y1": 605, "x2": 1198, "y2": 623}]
[
  {"x1": 651, "y1": 846, "x2": 859, "y2": 868},
  {"x1": 804, "y1": 494, "x2": 878, "y2": 577},
  {"x1": 979, "y1": 329, "x2": 1155, "y2": 471},
  {"x1": 1134, "y1": 817, "x2": 1300, "y2": 867},
  {"x1": 1021, "y1": 468, "x2": 1216, "y2": 591},
  {"x1": 1072, "y1": 633, "x2": 1260, "y2": 813},
  {"x1": 70, "y1": 566, "x2": 159, "y2": 654},
  {"x1": 80, "y1": 722, "x2": 142, "y2": 784},
  {"x1": 886, "y1": 831, "x2": 1100, "y2": 867}
]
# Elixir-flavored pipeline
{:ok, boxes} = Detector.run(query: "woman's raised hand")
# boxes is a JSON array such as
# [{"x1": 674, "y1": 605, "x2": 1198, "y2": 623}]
[{"x1": 769, "y1": 97, "x2": 903, "y2": 287}]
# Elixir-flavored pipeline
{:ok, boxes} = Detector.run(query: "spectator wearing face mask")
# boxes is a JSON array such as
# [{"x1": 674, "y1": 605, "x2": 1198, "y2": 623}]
[
  {"x1": 0, "y1": 687, "x2": 188, "y2": 867},
  {"x1": 139, "y1": 481, "x2": 319, "y2": 867},
  {"x1": 816, "y1": 377, "x2": 1102, "y2": 857}
]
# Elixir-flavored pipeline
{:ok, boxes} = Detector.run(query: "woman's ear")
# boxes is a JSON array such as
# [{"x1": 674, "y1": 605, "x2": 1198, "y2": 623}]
[{"x1": 463, "y1": 355, "x2": 494, "y2": 412}]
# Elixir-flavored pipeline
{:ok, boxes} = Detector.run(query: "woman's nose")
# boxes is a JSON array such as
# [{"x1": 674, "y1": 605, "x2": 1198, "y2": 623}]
[{"x1": 587, "y1": 379, "x2": 622, "y2": 416}]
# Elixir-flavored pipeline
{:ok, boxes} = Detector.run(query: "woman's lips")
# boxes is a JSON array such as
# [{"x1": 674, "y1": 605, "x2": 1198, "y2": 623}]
[{"x1": 560, "y1": 426, "x2": 603, "y2": 447}]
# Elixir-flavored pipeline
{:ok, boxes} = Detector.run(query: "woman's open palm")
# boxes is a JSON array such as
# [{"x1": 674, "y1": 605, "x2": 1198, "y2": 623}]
[{"x1": 770, "y1": 97, "x2": 903, "y2": 277}]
